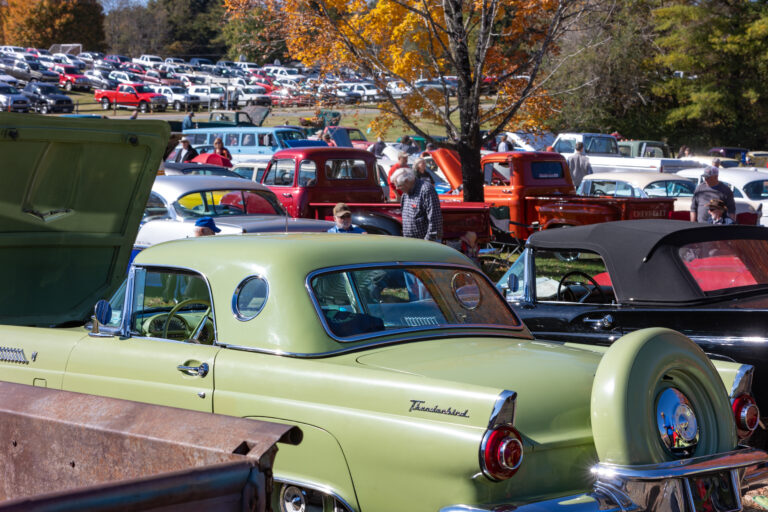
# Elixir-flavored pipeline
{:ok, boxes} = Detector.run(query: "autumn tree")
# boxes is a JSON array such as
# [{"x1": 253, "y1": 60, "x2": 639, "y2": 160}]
[
  {"x1": 3, "y1": 0, "x2": 106, "y2": 51},
  {"x1": 225, "y1": 0, "x2": 586, "y2": 202}
]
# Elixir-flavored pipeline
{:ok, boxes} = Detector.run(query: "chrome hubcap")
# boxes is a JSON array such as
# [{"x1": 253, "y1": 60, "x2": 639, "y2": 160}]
[{"x1": 656, "y1": 387, "x2": 699, "y2": 456}]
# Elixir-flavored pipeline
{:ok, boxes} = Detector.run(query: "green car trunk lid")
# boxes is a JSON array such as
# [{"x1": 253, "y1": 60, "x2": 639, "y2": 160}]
[{"x1": 355, "y1": 336, "x2": 599, "y2": 449}]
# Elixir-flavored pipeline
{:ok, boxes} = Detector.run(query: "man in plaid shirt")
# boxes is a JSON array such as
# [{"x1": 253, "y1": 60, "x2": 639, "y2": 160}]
[{"x1": 393, "y1": 169, "x2": 443, "y2": 242}]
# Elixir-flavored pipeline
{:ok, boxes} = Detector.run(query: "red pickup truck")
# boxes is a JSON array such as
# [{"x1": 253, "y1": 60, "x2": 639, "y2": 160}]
[
  {"x1": 94, "y1": 83, "x2": 168, "y2": 113},
  {"x1": 52, "y1": 64, "x2": 90, "y2": 91},
  {"x1": 432, "y1": 149, "x2": 675, "y2": 240},
  {"x1": 259, "y1": 147, "x2": 491, "y2": 244}
]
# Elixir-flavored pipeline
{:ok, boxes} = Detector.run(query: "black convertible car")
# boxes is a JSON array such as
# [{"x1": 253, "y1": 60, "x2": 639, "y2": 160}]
[{"x1": 499, "y1": 220, "x2": 768, "y2": 417}]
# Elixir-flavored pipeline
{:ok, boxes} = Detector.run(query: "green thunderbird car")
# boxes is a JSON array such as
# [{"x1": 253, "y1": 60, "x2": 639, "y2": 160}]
[{"x1": 1, "y1": 112, "x2": 768, "y2": 512}]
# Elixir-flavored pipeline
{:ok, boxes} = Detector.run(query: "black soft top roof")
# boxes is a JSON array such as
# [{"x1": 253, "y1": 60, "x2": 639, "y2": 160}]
[{"x1": 526, "y1": 220, "x2": 768, "y2": 304}]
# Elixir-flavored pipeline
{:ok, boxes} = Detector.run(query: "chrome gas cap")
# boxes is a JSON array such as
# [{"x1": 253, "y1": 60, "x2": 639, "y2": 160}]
[{"x1": 656, "y1": 387, "x2": 699, "y2": 456}]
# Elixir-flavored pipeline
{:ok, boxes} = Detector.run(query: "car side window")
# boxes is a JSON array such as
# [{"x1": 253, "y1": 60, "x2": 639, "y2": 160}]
[
  {"x1": 532, "y1": 250, "x2": 615, "y2": 305},
  {"x1": 298, "y1": 160, "x2": 317, "y2": 186},
  {"x1": 554, "y1": 139, "x2": 574, "y2": 153},
  {"x1": 325, "y1": 159, "x2": 367, "y2": 180},
  {"x1": 130, "y1": 267, "x2": 215, "y2": 344},
  {"x1": 263, "y1": 158, "x2": 295, "y2": 186},
  {"x1": 143, "y1": 192, "x2": 170, "y2": 221}
]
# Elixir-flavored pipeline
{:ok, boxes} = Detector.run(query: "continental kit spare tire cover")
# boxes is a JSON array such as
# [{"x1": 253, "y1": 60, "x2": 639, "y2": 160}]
[{"x1": 591, "y1": 327, "x2": 737, "y2": 465}]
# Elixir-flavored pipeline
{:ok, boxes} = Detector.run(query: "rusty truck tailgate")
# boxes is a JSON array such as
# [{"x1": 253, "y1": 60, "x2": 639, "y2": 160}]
[{"x1": 0, "y1": 382, "x2": 301, "y2": 511}]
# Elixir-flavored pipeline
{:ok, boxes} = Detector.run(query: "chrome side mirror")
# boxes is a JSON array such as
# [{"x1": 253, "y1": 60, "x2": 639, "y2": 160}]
[{"x1": 90, "y1": 299, "x2": 112, "y2": 335}]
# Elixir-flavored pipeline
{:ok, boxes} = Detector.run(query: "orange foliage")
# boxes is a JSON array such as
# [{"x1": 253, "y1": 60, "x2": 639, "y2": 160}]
[{"x1": 1, "y1": 0, "x2": 105, "y2": 50}]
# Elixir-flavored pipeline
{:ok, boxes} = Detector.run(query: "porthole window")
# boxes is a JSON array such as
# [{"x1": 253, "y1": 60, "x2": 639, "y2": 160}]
[
  {"x1": 451, "y1": 272, "x2": 481, "y2": 310},
  {"x1": 233, "y1": 276, "x2": 269, "y2": 321}
]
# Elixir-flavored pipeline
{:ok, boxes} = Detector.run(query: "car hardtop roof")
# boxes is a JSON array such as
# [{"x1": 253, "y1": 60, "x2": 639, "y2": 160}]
[
  {"x1": 184, "y1": 126, "x2": 301, "y2": 134},
  {"x1": 584, "y1": 171, "x2": 692, "y2": 184},
  {"x1": 153, "y1": 174, "x2": 272, "y2": 195},
  {"x1": 273, "y1": 146, "x2": 377, "y2": 160},
  {"x1": 162, "y1": 161, "x2": 228, "y2": 171},
  {"x1": 527, "y1": 220, "x2": 768, "y2": 304},
  {"x1": 678, "y1": 167, "x2": 768, "y2": 184},
  {"x1": 136, "y1": 233, "x2": 475, "y2": 285}
]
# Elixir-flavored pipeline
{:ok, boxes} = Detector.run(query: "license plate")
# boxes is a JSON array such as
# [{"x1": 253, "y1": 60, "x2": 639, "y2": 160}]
[{"x1": 686, "y1": 470, "x2": 741, "y2": 512}]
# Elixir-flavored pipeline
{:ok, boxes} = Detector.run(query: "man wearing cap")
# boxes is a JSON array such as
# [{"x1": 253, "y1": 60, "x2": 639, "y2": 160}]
[
  {"x1": 194, "y1": 217, "x2": 221, "y2": 236},
  {"x1": 327, "y1": 203, "x2": 366, "y2": 233},
  {"x1": 393, "y1": 169, "x2": 443, "y2": 242},
  {"x1": 690, "y1": 166, "x2": 736, "y2": 223},
  {"x1": 706, "y1": 199, "x2": 734, "y2": 225},
  {"x1": 175, "y1": 137, "x2": 199, "y2": 163}
]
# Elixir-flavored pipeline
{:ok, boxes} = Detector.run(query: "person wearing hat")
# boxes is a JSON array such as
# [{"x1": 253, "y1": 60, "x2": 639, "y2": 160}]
[
  {"x1": 194, "y1": 216, "x2": 221, "y2": 237},
  {"x1": 706, "y1": 199, "x2": 734, "y2": 225},
  {"x1": 690, "y1": 166, "x2": 736, "y2": 222},
  {"x1": 327, "y1": 203, "x2": 366, "y2": 233},
  {"x1": 175, "y1": 136, "x2": 199, "y2": 163},
  {"x1": 370, "y1": 136, "x2": 387, "y2": 157}
]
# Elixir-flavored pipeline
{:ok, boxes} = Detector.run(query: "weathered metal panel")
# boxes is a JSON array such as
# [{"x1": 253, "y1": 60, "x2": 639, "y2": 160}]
[{"x1": 0, "y1": 382, "x2": 301, "y2": 507}]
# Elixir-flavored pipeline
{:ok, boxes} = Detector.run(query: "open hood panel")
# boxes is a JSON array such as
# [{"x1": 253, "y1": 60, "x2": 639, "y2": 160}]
[
  {"x1": 429, "y1": 148, "x2": 463, "y2": 191},
  {"x1": 0, "y1": 113, "x2": 168, "y2": 326}
]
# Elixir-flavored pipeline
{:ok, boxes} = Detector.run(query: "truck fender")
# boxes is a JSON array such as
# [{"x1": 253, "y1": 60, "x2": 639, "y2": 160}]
[
  {"x1": 351, "y1": 211, "x2": 402, "y2": 236},
  {"x1": 245, "y1": 417, "x2": 360, "y2": 512}
]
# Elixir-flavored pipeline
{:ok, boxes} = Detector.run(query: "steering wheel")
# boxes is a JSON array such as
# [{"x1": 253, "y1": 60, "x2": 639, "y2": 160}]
[
  {"x1": 556, "y1": 271, "x2": 608, "y2": 304},
  {"x1": 163, "y1": 299, "x2": 212, "y2": 343}
]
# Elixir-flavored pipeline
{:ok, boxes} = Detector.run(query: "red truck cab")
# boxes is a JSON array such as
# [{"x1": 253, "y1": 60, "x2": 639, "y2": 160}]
[
  {"x1": 261, "y1": 147, "x2": 491, "y2": 244},
  {"x1": 433, "y1": 149, "x2": 675, "y2": 239},
  {"x1": 53, "y1": 64, "x2": 89, "y2": 91},
  {"x1": 94, "y1": 83, "x2": 168, "y2": 112}
]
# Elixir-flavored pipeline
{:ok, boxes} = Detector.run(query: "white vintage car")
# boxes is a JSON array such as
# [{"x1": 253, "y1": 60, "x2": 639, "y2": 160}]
[
  {"x1": 678, "y1": 168, "x2": 768, "y2": 225},
  {"x1": 136, "y1": 176, "x2": 333, "y2": 247}
]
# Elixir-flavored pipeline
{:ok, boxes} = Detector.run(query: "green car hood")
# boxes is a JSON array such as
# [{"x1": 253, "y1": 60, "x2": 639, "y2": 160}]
[
  {"x1": 356, "y1": 337, "x2": 600, "y2": 442},
  {"x1": 0, "y1": 113, "x2": 168, "y2": 326}
]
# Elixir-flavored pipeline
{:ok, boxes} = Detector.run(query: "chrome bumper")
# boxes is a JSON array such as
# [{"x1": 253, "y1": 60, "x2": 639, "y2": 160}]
[{"x1": 441, "y1": 448, "x2": 768, "y2": 512}]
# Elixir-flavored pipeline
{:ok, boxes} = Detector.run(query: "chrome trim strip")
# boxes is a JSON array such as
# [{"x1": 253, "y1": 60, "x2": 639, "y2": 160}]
[
  {"x1": 488, "y1": 390, "x2": 517, "y2": 428},
  {"x1": 126, "y1": 264, "x2": 219, "y2": 344},
  {"x1": 0, "y1": 347, "x2": 29, "y2": 364},
  {"x1": 231, "y1": 274, "x2": 269, "y2": 322},
  {"x1": 217, "y1": 329, "x2": 528, "y2": 359},
  {"x1": 591, "y1": 447, "x2": 767, "y2": 480},
  {"x1": 274, "y1": 477, "x2": 355, "y2": 512},
  {"x1": 729, "y1": 364, "x2": 755, "y2": 399},
  {"x1": 304, "y1": 261, "x2": 525, "y2": 344}
]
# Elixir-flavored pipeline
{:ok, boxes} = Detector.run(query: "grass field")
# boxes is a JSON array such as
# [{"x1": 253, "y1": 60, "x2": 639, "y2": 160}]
[{"x1": 65, "y1": 90, "x2": 468, "y2": 141}]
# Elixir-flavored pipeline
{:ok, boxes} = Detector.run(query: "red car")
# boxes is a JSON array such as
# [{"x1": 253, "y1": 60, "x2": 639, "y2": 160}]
[
  {"x1": 94, "y1": 83, "x2": 168, "y2": 112},
  {"x1": 268, "y1": 87, "x2": 312, "y2": 107},
  {"x1": 119, "y1": 62, "x2": 147, "y2": 75},
  {"x1": 53, "y1": 64, "x2": 90, "y2": 91},
  {"x1": 142, "y1": 70, "x2": 182, "y2": 87},
  {"x1": 251, "y1": 74, "x2": 276, "y2": 93}
]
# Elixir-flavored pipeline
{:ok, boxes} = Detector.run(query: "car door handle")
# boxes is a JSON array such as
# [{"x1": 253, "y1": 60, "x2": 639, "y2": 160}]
[
  {"x1": 583, "y1": 314, "x2": 614, "y2": 330},
  {"x1": 177, "y1": 362, "x2": 209, "y2": 377},
  {"x1": 282, "y1": 193, "x2": 292, "y2": 198}
]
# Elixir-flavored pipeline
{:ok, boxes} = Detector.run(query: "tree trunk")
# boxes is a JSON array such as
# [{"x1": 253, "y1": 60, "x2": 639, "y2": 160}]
[{"x1": 458, "y1": 137, "x2": 484, "y2": 202}]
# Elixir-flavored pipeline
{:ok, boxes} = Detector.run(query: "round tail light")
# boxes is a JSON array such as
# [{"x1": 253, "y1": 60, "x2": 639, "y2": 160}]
[
  {"x1": 732, "y1": 394, "x2": 760, "y2": 439},
  {"x1": 480, "y1": 425, "x2": 524, "y2": 481}
]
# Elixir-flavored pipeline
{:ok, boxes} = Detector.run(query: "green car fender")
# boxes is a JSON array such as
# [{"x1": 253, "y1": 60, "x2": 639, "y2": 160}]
[
  {"x1": 244, "y1": 418, "x2": 359, "y2": 511},
  {"x1": 591, "y1": 328, "x2": 737, "y2": 465}
]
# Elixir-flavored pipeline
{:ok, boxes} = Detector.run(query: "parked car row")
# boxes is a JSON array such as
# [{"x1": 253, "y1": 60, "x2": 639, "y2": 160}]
[{"x1": 2, "y1": 113, "x2": 768, "y2": 512}]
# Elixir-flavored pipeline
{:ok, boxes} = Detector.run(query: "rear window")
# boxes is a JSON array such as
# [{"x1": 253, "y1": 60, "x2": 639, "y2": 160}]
[
  {"x1": 309, "y1": 266, "x2": 519, "y2": 339},
  {"x1": 743, "y1": 180, "x2": 768, "y2": 200},
  {"x1": 174, "y1": 189, "x2": 283, "y2": 217},
  {"x1": 325, "y1": 159, "x2": 368, "y2": 180},
  {"x1": 531, "y1": 161, "x2": 563, "y2": 179},
  {"x1": 679, "y1": 239, "x2": 768, "y2": 293}
]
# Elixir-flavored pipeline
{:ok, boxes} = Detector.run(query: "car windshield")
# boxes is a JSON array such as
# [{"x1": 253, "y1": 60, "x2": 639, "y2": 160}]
[
  {"x1": 584, "y1": 136, "x2": 618, "y2": 155},
  {"x1": 276, "y1": 130, "x2": 304, "y2": 142},
  {"x1": 643, "y1": 180, "x2": 695, "y2": 197},
  {"x1": 679, "y1": 239, "x2": 768, "y2": 294},
  {"x1": 347, "y1": 129, "x2": 366, "y2": 141},
  {"x1": 37, "y1": 85, "x2": 58, "y2": 94},
  {"x1": 62, "y1": 66, "x2": 77, "y2": 73},
  {"x1": 309, "y1": 266, "x2": 519, "y2": 339},
  {"x1": 173, "y1": 189, "x2": 285, "y2": 218},
  {"x1": 170, "y1": 87, "x2": 184, "y2": 93},
  {"x1": 513, "y1": 132, "x2": 555, "y2": 151},
  {"x1": 742, "y1": 180, "x2": 768, "y2": 200},
  {"x1": 210, "y1": 86, "x2": 225, "y2": 94},
  {"x1": 0, "y1": 85, "x2": 18, "y2": 94},
  {"x1": 134, "y1": 85, "x2": 150, "y2": 93}
]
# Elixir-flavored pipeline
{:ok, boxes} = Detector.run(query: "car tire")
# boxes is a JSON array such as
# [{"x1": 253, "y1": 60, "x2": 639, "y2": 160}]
[
  {"x1": 65, "y1": 81, "x2": 72, "y2": 91},
  {"x1": 101, "y1": 97, "x2": 110, "y2": 110},
  {"x1": 590, "y1": 327, "x2": 737, "y2": 466},
  {"x1": 40, "y1": 103, "x2": 49, "y2": 114},
  {"x1": 173, "y1": 100, "x2": 182, "y2": 111},
  {"x1": 139, "y1": 101, "x2": 149, "y2": 113}
]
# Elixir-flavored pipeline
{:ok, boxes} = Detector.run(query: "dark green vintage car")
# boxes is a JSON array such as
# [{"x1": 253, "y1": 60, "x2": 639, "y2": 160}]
[{"x1": 1, "y1": 113, "x2": 767, "y2": 512}]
